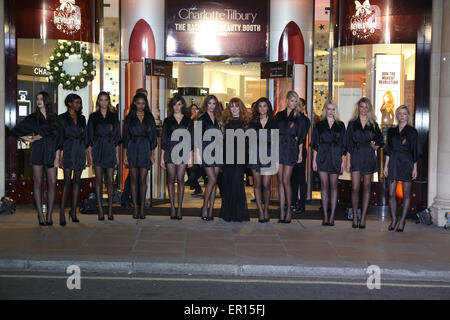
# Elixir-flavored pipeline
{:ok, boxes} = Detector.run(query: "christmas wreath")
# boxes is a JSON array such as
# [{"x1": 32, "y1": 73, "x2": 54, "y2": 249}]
[{"x1": 46, "y1": 41, "x2": 95, "y2": 91}]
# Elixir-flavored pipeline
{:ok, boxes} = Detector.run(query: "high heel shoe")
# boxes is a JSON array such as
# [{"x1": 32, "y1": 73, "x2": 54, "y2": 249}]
[
  {"x1": 98, "y1": 215, "x2": 105, "y2": 221},
  {"x1": 328, "y1": 221, "x2": 335, "y2": 227},
  {"x1": 38, "y1": 215, "x2": 46, "y2": 226},
  {"x1": 59, "y1": 219, "x2": 66, "y2": 226},
  {"x1": 396, "y1": 221, "x2": 405, "y2": 232},
  {"x1": 388, "y1": 220, "x2": 397, "y2": 231},
  {"x1": 68, "y1": 211, "x2": 80, "y2": 223},
  {"x1": 322, "y1": 220, "x2": 328, "y2": 226},
  {"x1": 108, "y1": 215, "x2": 114, "y2": 221},
  {"x1": 139, "y1": 214, "x2": 146, "y2": 220},
  {"x1": 258, "y1": 216, "x2": 265, "y2": 223},
  {"x1": 352, "y1": 221, "x2": 358, "y2": 228}
]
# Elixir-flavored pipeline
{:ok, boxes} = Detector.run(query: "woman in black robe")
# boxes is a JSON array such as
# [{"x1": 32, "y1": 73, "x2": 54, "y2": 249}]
[
  {"x1": 123, "y1": 93, "x2": 157, "y2": 219},
  {"x1": 11, "y1": 92, "x2": 61, "y2": 226},
  {"x1": 311, "y1": 101, "x2": 346, "y2": 226},
  {"x1": 196, "y1": 95, "x2": 223, "y2": 221},
  {"x1": 219, "y1": 97, "x2": 250, "y2": 222},
  {"x1": 274, "y1": 91, "x2": 307, "y2": 223},
  {"x1": 346, "y1": 97, "x2": 384, "y2": 229},
  {"x1": 161, "y1": 96, "x2": 193, "y2": 220},
  {"x1": 87, "y1": 92, "x2": 121, "y2": 221},
  {"x1": 249, "y1": 97, "x2": 278, "y2": 223},
  {"x1": 58, "y1": 94, "x2": 86, "y2": 225},
  {"x1": 383, "y1": 105, "x2": 420, "y2": 232}
]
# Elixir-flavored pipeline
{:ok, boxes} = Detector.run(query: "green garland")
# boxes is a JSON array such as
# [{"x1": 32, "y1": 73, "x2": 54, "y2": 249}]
[{"x1": 46, "y1": 41, "x2": 95, "y2": 91}]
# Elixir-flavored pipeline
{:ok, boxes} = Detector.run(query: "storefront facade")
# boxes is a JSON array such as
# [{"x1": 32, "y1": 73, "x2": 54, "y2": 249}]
[{"x1": 2, "y1": 0, "x2": 449, "y2": 226}]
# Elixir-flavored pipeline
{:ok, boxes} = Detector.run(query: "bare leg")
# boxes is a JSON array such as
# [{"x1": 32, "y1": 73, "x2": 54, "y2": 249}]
[
  {"x1": 45, "y1": 166, "x2": 57, "y2": 225},
  {"x1": 60, "y1": 168, "x2": 72, "y2": 224},
  {"x1": 351, "y1": 171, "x2": 361, "y2": 226},
  {"x1": 398, "y1": 182, "x2": 412, "y2": 231},
  {"x1": 139, "y1": 168, "x2": 148, "y2": 218},
  {"x1": 282, "y1": 165, "x2": 294, "y2": 222},
  {"x1": 360, "y1": 174, "x2": 372, "y2": 227},
  {"x1": 329, "y1": 173, "x2": 339, "y2": 224},
  {"x1": 32, "y1": 165, "x2": 45, "y2": 224},
  {"x1": 130, "y1": 168, "x2": 139, "y2": 218},
  {"x1": 94, "y1": 166, "x2": 104, "y2": 219},
  {"x1": 252, "y1": 170, "x2": 264, "y2": 220},
  {"x1": 388, "y1": 181, "x2": 398, "y2": 229},
  {"x1": 319, "y1": 172, "x2": 330, "y2": 224},
  {"x1": 106, "y1": 168, "x2": 115, "y2": 219},
  {"x1": 262, "y1": 175, "x2": 272, "y2": 220},
  {"x1": 70, "y1": 170, "x2": 82, "y2": 221},
  {"x1": 176, "y1": 164, "x2": 187, "y2": 218},
  {"x1": 277, "y1": 165, "x2": 286, "y2": 221}
]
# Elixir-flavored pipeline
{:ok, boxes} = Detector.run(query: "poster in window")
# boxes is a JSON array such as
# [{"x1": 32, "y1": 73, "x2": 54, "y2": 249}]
[{"x1": 374, "y1": 54, "x2": 403, "y2": 128}]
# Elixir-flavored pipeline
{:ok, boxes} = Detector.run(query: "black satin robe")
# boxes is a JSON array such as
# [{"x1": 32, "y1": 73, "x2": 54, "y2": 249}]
[
  {"x1": 248, "y1": 117, "x2": 279, "y2": 173},
  {"x1": 161, "y1": 115, "x2": 193, "y2": 164},
  {"x1": 220, "y1": 119, "x2": 250, "y2": 222},
  {"x1": 196, "y1": 112, "x2": 223, "y2": 167},
  {"x1": 11, "y1": 112, "x2": 62, "y2": 168},
  {"x1": 385, "y1": 125, "x2": 420, "y2": 182},
  {"x1": 87, "y1": 110, "x2": 121, "y2": 168},
  {"x1": 274, "y1": 109, "x2": 306, "y2": 166},
  {"x1": 346, "y1": 118, "x2": 384, "y2": 174},
  {"x1": 123, "y1": 113, "x2": 157, "y2": 169},
  {"x1": 311, "y1": 119, "x2": 347, "y2": 174},
  {"x1": 58, "y1": 111, "x2": 87, "y2": 171}
]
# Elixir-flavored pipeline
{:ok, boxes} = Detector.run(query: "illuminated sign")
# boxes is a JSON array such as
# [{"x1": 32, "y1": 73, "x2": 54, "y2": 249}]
[
  {"x1": 53, "y1": 0, "x2": 82, "y2": 35},
  {"x1": 350, "y1": 1, "x2": 381, "y2": 40}
]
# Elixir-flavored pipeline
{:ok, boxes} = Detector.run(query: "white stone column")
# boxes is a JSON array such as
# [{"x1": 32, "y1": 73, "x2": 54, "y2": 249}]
[
  {"x1": 0, "y1": 0, "x2": 5, "y2": 197},
  {"x1": 431, "y1": 0, "x2": 450, "y2": 226}
]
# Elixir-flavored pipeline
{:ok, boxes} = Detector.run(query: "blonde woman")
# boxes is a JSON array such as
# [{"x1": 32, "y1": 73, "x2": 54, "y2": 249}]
[
  {"x1": 346, "y1": 97, "x2": 384, "y2": 229},
  {"x1": 383, "y1": 106, "x2": 419, "y2": 232},
  {"x1": 274, "y1": 91, "x2": 307, "y2": 223},
  {"x1": 219, "y1": 97, "x2": 250, "y2": 222},
  {"x1": 311, "y1": 101, "x2": 346, "y2": 226}
]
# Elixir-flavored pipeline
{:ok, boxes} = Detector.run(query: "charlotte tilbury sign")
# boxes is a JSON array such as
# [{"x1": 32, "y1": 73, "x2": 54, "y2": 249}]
[
  {"x1": 166, "y1": 0, "x2": 269, "y2": 61},
  {"x1": 336, "y1": 0, "x2": 429, "y2": 46}
]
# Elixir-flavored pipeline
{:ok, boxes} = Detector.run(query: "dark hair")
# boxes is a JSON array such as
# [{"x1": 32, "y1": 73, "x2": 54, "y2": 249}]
[
  {"x1": 35, "y1": 91, "x2": 59, "y2": 129},
  {"x1": 252, "y1": 97, "x2": 274, "y2": 122},
  {"x1": 95, "y1": 91, "x2": 115, "y2": 112},
  {"x1": 136, "y1": 88, "x2": 148, "y2": 96},
  {"x1": 127, "y1": 93, "x2": 151, "y2": 119},
  {"x1": 64, "y1": 93, "x2": 82, "y2": 115},
  {"x1": 167, "y1": 95, "x2": 188, "y2": 117}
]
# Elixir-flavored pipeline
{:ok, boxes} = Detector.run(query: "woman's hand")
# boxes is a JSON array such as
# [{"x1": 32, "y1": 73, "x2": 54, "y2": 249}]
[
  {"x1": 86, "y1": 153, "x2": 93, "y2": 167},
  {"x1": 124, "y1": 155, "x2": 128, "y2": 167},
  {"x1": 340, "y1": 158, "x2": 345, "y2": 175},
  {"x1": 312, "y1": 159, "x2": 317, "y2": 172},
  {"x1": 32, "y1": 135, "x2": 43, "y2": 142},
  {"x1": 160, "y1": 159, "x2": 166, "y2": 170},
  {"x1": 412, "y1": 165, "x2": 418, "y2": 180},
  {"x1": 346, "y1": 157, "x2": 351, "y2": 172},
  {"x1": 59, "y1": 156, "x2": 64, "y2": 169},
  {"x1": 370, "y1": 141, "x2": 379, "y2": 151},
  {"x1": 297, "y1": 153, "x2": 303, "y2": 164},
  {"x1": 383, "y1": 166, "x2": 388, "y2": 178}
]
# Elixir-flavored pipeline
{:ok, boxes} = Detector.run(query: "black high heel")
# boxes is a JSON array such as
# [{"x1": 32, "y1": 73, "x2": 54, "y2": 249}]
[
  {"x1": 60, "y1": 218, "x2": 66, "y2": 226},
  {"x1": 201, "y1": 207, "x2": 208, "y2": 221},
  {"x1": 98, "y1": 215, "x2": 105, "y2": 221},
  {"x1": 328, "y1": 221, "x2": 335, "y2": 227},
  {"x1": 38, "y1": 215, "x2": 46, "y2": 226},
  {"x1": 352, "y1": 221, "x2": 358, "y2": 228},
  {"x1": 108, "y1": 215, "x2": 114, "y2": 221},
  {"x1": 45, "y1": 214, "x2": 53, "y2": 226},
  {"x1": 396, "y1": 221, "x2": 405, "y2": 232},
  {"x1": 68, "y1": 211, "x2": 80, "y2": 223},
  {"x1": 388, "y1": 219, "x2": 397, "y2": 231},
  {"x1": 139, "y1": 215, "x2": 146, "y2": 220}
]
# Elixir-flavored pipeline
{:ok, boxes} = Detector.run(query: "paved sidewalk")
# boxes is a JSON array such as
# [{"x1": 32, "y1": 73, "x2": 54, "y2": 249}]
[{"x1": 0, "y1": 210, "x2": 449, "y2": 281}]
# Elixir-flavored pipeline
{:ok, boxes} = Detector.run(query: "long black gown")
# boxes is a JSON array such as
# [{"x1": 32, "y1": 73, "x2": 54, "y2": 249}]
[
  {"x1": 311, "y1": 119, "x2": 347, "y2": 174},
  {"x1": 87, "y1": 110, "x2": 121, "y2": 168},
  {"x1": 346, "y1": 118, "x2": 384, "y2": 174},
  {"x1": 161, "y1": 115, "x2": 193, "y2": 164},
  {"x1": 385, "y1": 124, "x2": 420, "y2": 183},
  {"x1": 219, "y1": 118, "x2": 250, "y2": 222},
  {"x1": 58, "y1": 111, "x2": 87, "y2": 171},
  {"x1": 11, "y1": 112, "x2": 62, "y2": 168},
  {"x1": 122, "y1": 113, "x2": 157, "y2": 169},
  {"x1": 274, "y1": 109, "x2": 306, "y2": 166}
]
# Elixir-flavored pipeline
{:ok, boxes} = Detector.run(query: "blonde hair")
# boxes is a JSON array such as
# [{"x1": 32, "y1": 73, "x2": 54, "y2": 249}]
[
  {"x1": 350, "y1": 97, "x2": 377, "y2": 126},
  {"x1": 286, "y1": 90, "x2": 303, "y2": 118},
  {"x1": 395, "y1": 105, "x2": 413, "y2": 126},
  {"x1": 321, "y1": 100, "x2": 340, "y2": 121}
]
